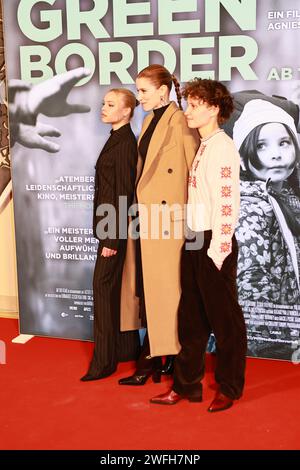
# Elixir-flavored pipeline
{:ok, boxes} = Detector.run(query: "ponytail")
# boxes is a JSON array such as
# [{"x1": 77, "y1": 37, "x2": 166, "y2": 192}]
[{"x1": 171, "y1": 74, "x2": 182, "y2": 110}]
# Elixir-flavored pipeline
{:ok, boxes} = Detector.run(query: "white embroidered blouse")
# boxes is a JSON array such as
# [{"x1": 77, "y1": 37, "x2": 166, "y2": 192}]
[{"x1": 187, "y1": 129, "x2": 241, "y2": 268}]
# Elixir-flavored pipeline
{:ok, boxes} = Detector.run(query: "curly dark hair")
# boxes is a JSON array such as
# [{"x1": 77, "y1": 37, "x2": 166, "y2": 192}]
[{"x1": 182, "y1": 78, "x2": 234, "y2": 124}]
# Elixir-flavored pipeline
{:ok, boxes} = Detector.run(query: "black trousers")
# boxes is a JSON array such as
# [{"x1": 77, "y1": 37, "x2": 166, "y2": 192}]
[
  {"x1": 173, "y1": 233, "x2": 247, "y2": 400},
  {"x1": 87, "y1": 240, "x2": 140, "y2": 377}
]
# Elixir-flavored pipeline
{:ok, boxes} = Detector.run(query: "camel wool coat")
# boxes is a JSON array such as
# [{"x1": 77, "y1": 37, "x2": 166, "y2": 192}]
[{"x1": 120, "y1": 102, "x2": 199, "y2": 357}]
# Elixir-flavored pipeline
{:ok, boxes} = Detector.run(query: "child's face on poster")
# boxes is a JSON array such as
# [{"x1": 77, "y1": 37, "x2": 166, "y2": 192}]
[{"x1": 249, "y1": 123, "x2": 296, "y2": 184}]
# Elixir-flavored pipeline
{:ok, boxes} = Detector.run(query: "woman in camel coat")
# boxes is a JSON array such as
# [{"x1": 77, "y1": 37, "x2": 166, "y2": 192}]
[{"x1": 119, "y1": 65, "x2": 199, "y2": 385}]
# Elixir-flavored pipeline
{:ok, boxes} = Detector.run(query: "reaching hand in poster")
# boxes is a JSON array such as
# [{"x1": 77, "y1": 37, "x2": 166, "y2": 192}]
[
  {"x1": 16, "y1": 122, "x2": 62, "y2": 153},
  {"x1": 23, "y1": 67, "x2": 91, "y2": 117},
  {"x1": 8, "y1": 67, "x2": 91, "y2": 153}
]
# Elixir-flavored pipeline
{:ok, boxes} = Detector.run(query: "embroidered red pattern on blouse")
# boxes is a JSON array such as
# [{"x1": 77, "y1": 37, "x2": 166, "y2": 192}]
[
  {"x1": 221, "y1": 224, "x2": 232, "y2": 235},
  {"x1": 218, "y1": 164, "x2": 233, "y2": 256},
  {"x1": 221, "y1": 186, "x2": 232, "y2": 198},
  {"x1": 221, "y1": 166, "x2": 232, "y2": 178},
  {"x1": 221, "y1": 205, "x2": 232, "y2": 216},
  {"x1": 199, "y1": 144, "x2": 206, "y2": 156},
  {"x1": 220, "y1": 242, "x2": 231, "y2": 253}
]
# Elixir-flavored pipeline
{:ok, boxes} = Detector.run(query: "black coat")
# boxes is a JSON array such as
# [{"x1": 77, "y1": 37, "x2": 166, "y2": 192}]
[{"x1": 93, "y1": 123, "x2": 137, "y2": 250}]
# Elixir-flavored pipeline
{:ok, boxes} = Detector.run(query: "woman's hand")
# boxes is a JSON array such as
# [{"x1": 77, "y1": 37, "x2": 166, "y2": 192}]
[{"x1": 101, "y1": 247, "x2": 117, "y2": 257}]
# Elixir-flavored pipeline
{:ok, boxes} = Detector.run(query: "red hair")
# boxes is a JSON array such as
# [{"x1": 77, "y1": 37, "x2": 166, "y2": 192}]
[{"x1": 137, "y1": 64, "x2": 182, "y2": 110}]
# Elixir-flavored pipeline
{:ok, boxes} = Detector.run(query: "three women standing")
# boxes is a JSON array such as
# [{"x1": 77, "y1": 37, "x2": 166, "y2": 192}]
[{"x1": 82, "y1": 65, "x2": 199, "y2": 383}]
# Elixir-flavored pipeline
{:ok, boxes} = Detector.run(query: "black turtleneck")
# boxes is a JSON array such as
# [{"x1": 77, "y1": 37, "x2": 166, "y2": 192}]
[{"x1": 138, "y1": 104, "x2": 170, "y2": 161}]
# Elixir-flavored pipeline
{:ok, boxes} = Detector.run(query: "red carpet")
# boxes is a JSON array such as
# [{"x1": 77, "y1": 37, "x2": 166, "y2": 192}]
[{"x1": 0, "y1": 318, "x2": 299, "y2": 450}]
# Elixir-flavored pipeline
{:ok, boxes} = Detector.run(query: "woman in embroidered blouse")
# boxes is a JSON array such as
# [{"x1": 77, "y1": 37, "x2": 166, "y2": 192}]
[{"x1": 150, "y1": 78, "x2": 247, "y2": 411}]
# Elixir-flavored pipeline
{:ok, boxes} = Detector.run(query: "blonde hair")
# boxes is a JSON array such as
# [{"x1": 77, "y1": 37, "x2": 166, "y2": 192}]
[{"x1": 109, "y1": 88, "x2": 139, "y2": 118}]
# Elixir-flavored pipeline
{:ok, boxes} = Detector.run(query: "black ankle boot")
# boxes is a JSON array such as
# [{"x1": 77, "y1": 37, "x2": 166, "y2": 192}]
[
  {"x1": 161, "y1": 355, "x2": 175, "y2": 375},
  {"x1": 119, "y1": 355, "x2": 162, "y2": 386},
  {"x1": 118, "y1": 368, "x2": 161, "y2": 386}
]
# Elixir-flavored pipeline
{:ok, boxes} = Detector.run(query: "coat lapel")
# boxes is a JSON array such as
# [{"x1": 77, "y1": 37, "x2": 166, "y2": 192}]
[
  {"x1": 96, "y1": 124, "x2": 132, "y2": 167},
  {"x1": 100, "y1": 131, "x2": 121, "y2": 156},
  {"x1": 137, "y1": 102, "x2": 178, "y2": 191}
]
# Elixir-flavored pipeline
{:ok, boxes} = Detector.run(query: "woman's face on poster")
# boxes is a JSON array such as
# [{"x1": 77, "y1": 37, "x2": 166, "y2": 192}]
[{"x1": 249, "y1": 122, "x2": 296, "y2": 183}]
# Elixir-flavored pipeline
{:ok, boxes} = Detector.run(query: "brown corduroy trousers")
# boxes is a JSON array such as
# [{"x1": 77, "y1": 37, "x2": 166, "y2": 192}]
[{"x1": 173, "y1": 232, "x2": 247, "y2": 400}]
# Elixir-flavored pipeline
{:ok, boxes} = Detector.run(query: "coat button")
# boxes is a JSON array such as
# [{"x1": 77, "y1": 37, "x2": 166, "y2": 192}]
[
  {"x1": 161, "y1": 200, "x2": 167, "y2": 205},
  {"x1": 168, "y1": 168, "x2": 173, "y2": 173},
  {"x1": 164, "y1": 230, "x2": 169, "y2": 236}
]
